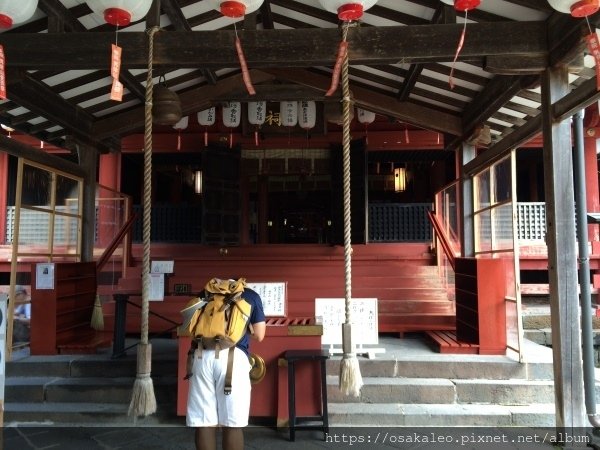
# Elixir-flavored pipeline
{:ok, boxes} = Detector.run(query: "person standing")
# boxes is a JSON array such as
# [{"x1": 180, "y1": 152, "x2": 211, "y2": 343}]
[
  {"x1": 13, "y1": 285, "x2": 31, "y2": 342},
  {"x1": 186, "y1": 279, "x2": 266, "y2": 450}
]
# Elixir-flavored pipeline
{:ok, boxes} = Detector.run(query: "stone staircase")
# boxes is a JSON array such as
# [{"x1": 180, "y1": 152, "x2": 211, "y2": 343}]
[{"x1": 6, "y1": 335, "x2": 594, "y2": 427}]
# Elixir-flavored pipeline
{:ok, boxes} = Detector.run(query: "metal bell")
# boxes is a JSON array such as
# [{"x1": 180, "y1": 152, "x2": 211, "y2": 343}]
[{"x1": 153, "y1": 84, "x2": 182, "y2": 126}]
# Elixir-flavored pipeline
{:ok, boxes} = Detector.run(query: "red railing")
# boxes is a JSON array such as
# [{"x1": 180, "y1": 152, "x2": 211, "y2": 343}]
[{"x1": 427, "y1": 210, "x2": 457, "y2": 271}]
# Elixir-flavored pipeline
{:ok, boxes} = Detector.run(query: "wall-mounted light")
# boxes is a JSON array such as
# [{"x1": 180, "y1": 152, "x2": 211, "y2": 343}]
[
  {"x1": 394, "y1": 167, "x2": 406, "y2": 193},
  {"x1": 194, "y1": 170, "x2": 203, "y2": 194}
]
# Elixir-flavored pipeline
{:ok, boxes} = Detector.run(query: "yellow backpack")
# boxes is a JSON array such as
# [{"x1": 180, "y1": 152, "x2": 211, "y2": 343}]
[{"x1": 186, "y1": 278, "x2": 252, "y2": 352}]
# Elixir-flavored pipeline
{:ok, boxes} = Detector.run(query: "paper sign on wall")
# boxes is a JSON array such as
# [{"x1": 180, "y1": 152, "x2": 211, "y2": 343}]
[
  {"x1": 315, "y1": 298, "x2": 379, "y2": 346},
  {"x1": 36, "y1": 263, "x2": 55, "y2": 290}
]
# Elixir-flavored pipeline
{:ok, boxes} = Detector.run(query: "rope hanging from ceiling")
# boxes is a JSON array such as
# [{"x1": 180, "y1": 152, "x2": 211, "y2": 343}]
[{"x1": 128, "y1": 24, "x2": 160, "y2": 418}]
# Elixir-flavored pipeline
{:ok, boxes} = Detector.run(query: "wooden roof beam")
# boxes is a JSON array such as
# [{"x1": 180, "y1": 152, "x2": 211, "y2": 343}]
[{"x1": 0, "y1": 22, "x2": 549, "y2": 70}]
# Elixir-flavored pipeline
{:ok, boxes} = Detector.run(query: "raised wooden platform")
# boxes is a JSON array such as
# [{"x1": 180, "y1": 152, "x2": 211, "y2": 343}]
[{"x1": 425, "y1": 331, "x2": 479, "y2": 355}]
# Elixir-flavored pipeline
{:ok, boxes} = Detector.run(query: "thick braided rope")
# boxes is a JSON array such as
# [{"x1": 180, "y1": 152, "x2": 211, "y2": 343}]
[
  {"x1": 341, "y1": 23, "x2": 352, "y2": 327},
  {"x1": 141, "y1": 26, "x2": 160, "y2": 346}
]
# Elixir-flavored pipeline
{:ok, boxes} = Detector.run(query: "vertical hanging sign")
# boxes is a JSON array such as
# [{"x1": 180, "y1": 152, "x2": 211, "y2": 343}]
[
  {"x1": 110, "y1": 43, "x2": 123, "y2": 101},
  {"x1": 0, "y1": 45, "x2": 6, "y2": 100}
]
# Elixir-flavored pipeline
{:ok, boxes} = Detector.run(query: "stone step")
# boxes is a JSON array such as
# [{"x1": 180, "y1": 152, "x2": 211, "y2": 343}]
[
  {"x1": 326, "y1": 377, "x2": 561, "y2": 405},
  {"x1": 326, "y1": 356, "x2": 555, "y2": 380},
  {"x1": 328, "y1": 403, "x2": 556, "y2": 427},
  {"x1": 5, "y1": 376, "x2": 177, "y2": 404},
  {"x1": 3, "y1": 402, "x2": 182, "y2": 426},
  {"x1": 6, "y1": 354, "x2": 177, "y2": 379}
]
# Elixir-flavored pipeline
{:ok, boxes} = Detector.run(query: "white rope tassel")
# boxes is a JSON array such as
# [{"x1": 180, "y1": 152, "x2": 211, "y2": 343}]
[
  {"x1": 129, "y1": 26, "x2": 160, "y2": 418},
  {"x1": 338, "y1": 23, "x2": 363, "y2": 398}
]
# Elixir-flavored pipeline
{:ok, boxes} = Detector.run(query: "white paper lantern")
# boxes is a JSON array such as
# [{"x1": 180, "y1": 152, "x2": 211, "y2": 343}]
[
  {"x1": 298, "y1": 101, "x2": 316, "y2": 130},
  {"x1": 0, "y1": 0, "x2": 38, "y2": 29},
  {"x1": 222, "y1": 102, "x2": 241, "y2": 128},
  {"x1": 248, "y1": 101, "x2": 266, "y2": 126},
  {"x1": 357, "y1": 108, "x2": 376, "y2": 125},
  {"x1": 197, "y1": 108, "x2": 216, "y2": 126},
  {"x1": 207, "y1": 0, "x2": 264, "y2": 18},
  {"x1": 173, "y1": 116, "x2": 189, "y2": 130},
  {"x1": 280, "y1": 101, "x2": 298, "y2": 127},
  {"x1": 318, "y1": 0, "x2": 378, "y2": 20},
  {"x1": 86, "y1": 0, "x2": 153, "y2": 26},
  {"x1": 547, "y1": 0, "x2": 598, "y2": 17}
]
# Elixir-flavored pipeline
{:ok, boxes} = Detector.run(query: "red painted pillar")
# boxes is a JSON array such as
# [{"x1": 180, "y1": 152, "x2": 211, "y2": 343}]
[
  {"x1": 0, "y1": 152, "x2": 8, "y2": 244},
  {"x1": 97, "y1": 153, "x2": 122, "y2": 247},
  {"x1": 99, "y1": 153, "x2": 121, "y2": 191}
]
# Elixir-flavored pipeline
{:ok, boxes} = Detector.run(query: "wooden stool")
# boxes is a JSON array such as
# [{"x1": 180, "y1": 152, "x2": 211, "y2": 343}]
[{"x1": 283, "y1": 349, "x2": 329, "y2": 442}]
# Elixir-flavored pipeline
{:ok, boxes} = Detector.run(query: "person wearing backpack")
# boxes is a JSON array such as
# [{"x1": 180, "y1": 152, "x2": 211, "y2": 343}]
[{"x1": 184, "y1": 278, "x2": 266, "y2": 450}]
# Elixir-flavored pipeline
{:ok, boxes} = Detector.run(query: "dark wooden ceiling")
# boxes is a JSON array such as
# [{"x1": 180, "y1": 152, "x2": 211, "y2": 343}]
[{"x1": 0, "y1": 0, "x2": 598, "y2": 159}]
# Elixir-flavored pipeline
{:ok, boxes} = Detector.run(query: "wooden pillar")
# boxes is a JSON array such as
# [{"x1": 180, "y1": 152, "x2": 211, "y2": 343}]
[
  {"x1": 541, "y1": 66, "x2": 586, "y2": 428},
  {"x1": 78, "y1": 144, "x2": 98, "y2": 263},
  {"x1": 0, "y1": 152, "x2": 8, "y2": 245},
  {"x1": 459, "y1": 143, "x2": 475, "y2": 257}
]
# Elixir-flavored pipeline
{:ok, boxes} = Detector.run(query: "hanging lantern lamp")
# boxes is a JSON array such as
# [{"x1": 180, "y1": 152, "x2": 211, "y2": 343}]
[
  {"x1": 280, "y1": 101, "x2": 298, "y2": 127},
  {"x1": 222, "y1": 101, "x2": 241, "y2": 148},
  {"x1": 547, "y1": 0, "x2": 599, "y2": 17},
  {"x1": 357, "y1": 108, "x2": 375, "y2": 143},
  {"x1": 318, "y1": 0, "x2": 378, "y2": 21},
  {"x1": 248, "y1": 101, "x2": 266, "y2": 146},
  {"x1": 198, "y1": 108, "x2": 216, "y2": 147},
  {"x1": 173, "y1": 116, "x2": 188, "y2": 151},
  {"x1": 207, "y1": 0, "x2": 264, "y2": 18},
  {"x1": 0, "y1": 0, "x2": 38, "y2": 29},
  {"x1": 298, "y1": 101, "x2": 317, "y2": 130},
  {"x1": 86, "y1": 0, "x2": 153, "y2": 26}
]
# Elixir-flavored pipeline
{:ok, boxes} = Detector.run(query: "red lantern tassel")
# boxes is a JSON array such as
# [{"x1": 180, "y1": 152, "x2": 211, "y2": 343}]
[
  {"x1": 204, "y1": 129, "x2": 208, "y2": 147},
  {"x1": 449, "y1": 14, "x2": 468, "y2": 90},
  {"x1": 0, "y1": 45, "x2": 6, "y2": 100},
  {"x1": 235, "y1": 37, "x2": 256, "y2": 95},
  {"x1": 177, "y1": 132, "x2": 181, "y2": 151},
  {"x1": 405, "y1": 126, "x2": 410, "y2": 144},
  {"x1": 586, "y1": 31, "x2": 600, "y2": 91},
  {"x1": 254, "y1": 130, "x2": 259, "y2": 147},
  {"x1": 230, "y1": 130, "x2": 233, "y2": 149}
]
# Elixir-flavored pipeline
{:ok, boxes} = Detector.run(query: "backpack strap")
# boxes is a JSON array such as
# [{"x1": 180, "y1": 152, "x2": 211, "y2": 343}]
[{"x1": 224, "y1": 347, "x2": 235, "y2": 395}]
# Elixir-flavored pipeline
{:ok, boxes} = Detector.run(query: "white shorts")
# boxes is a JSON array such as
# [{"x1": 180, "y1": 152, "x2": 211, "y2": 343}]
[{"x1": 186, "y1": 346, "x2": 252, "y2": 427}]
